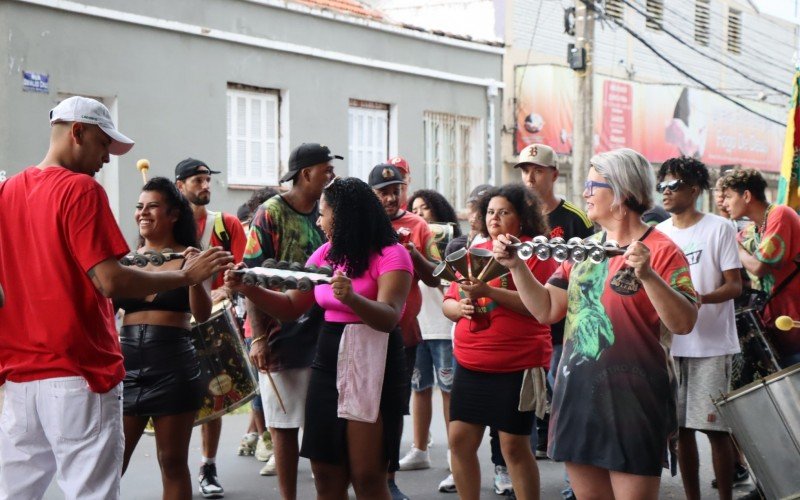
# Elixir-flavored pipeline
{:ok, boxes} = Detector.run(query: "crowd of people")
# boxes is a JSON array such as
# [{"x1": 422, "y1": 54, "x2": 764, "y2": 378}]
[{"x1": 1, "y1": 95, "x2": 799, "y2": 500}]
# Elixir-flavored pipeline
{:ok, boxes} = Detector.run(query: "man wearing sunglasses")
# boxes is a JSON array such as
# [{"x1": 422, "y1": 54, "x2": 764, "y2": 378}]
[{"x1": 655, "y1": 157, "x2": 743, "y2": 500}]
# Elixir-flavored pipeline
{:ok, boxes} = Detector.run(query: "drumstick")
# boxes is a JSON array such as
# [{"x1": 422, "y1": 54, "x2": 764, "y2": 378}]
[
  {"x1": 136, "y1": 159, "x2": 150, "y2": 184},
  {"x1": 775, "y1": 315, "x2": 800, "y2": 331},
  {"x1": 264, "y1": 370, "x2": 287, "y2": 414}
]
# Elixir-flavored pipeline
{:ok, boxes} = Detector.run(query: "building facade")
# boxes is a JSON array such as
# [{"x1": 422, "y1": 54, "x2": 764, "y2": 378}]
[{"x1": 0, "y1": 0, "x2": 503, "y2": 240}]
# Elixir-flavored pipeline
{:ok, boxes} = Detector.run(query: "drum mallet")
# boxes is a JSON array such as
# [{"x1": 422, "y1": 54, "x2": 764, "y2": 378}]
[
  {"x1": 775, "y1": 316, "x2": 800, "y2": 331},
  {"x1": 264, "y1": 371, "x2": 287, "y2": 414},
  {"x1": 137, "y1": 159, "x2": 150, "y2": 184}
]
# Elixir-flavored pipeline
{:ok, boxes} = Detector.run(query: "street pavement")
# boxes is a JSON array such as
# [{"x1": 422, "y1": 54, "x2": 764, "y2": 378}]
[{"x1": 40, "y1": 390, "x2": 757, "y2": 499}]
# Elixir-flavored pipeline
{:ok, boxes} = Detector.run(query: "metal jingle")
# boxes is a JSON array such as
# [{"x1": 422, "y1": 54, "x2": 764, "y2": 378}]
[
  {"x1": 297, "y1": 277, "x2": 314, "y2": 293},
  {"x1": 267, "y1": 275, "x2": 284, "y2": 288},
  {"x1": 242, "y1": 273, "x2": 258, "y2": 286},
  {"x1": 262, "y1": 258, "x2": 278, "y2": 269},
  {"x1": 588, "y1": 246, "x2": 607, "y2": 264},
  {"x1": 275, "y1": 260, "x2": 291, "y2": 270},
  {"x1": 517, "y1": 242, "x2": 535, "y2": 260},
  {"x1": 552, "y1": 246, "x2": 570, "y2": 263},
  {"x1": 534, "y1": 244, "x2": 552, "y2": 261},
  {"x1": 570, "y1": 246, "x2": 588, "y2": 262}
]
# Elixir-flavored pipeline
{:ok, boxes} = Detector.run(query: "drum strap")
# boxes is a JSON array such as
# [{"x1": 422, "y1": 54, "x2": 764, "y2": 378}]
[{"x1": 765, "y1": 259, "x2": 800, "y2": 308}]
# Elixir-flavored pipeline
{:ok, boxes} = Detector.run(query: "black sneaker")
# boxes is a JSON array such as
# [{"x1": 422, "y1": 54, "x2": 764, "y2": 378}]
[
  {"x1": 199, "y1": 463, "x2": 225, "y2": 498},
  {"x1": 388, "y1": 479, "x2": 410, "y2": 500},
  {"x1": 535, "y1": 441, "x2": 549, "y2": 460},
  {"x1": 711, "y1": 463, "x2": 749, "y2": 489}
]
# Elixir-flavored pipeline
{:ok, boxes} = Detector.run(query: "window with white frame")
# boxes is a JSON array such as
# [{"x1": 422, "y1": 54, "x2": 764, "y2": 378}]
[
  {"x1": 423, "y1": 112, "x2": 485, "y2": 209},
  {"x1": 348, "y1": 99, "x2": 389, "y2": 181},
  {"x1": 227, "y1": 84, "x2": 279, "y2": 186}
]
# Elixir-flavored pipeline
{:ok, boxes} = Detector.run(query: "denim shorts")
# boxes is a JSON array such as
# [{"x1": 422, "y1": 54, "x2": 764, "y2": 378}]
[
  {"x1": 411, "y1": 339, "x2": 454, "y2": 392},
  {"x1": 245, "y1": 337, "x2": 263, "y2": 412}
]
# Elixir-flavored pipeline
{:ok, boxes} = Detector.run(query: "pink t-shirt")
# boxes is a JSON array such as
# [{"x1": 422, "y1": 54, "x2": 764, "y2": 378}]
[{"x1": 306, "y1": 242, "x2": 413, "y2": 323}]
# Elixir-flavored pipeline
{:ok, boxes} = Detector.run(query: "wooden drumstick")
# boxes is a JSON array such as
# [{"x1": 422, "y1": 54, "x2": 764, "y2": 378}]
[
  {"x1": 264, "y1": 370, "x2": 287, "y2": 414},
  {"x1": 775, "y1": 315, "x2": 800, "y2": 331},
  {"x1": 136, "y1": 159, "x2": 150, "y2": 184}
]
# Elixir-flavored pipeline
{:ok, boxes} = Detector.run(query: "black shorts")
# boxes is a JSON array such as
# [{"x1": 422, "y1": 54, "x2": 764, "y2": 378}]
[
  {"x1": 450, "y1": 362, "x2": 534, "y2": 435},
  {"x1": 120, "y1": 324, "x2": 204, "y2": 417},
  {"x1": 300, "y1": 322, "x2": 408, "y2": 472}
]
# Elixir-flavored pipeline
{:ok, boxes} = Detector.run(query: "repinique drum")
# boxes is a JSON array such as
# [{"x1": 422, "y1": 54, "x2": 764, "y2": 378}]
[
  {"x1": 190, "y1": 302, "x2": 258, "y2": 426},
  {"x1": 714, "y1": 364, "x2": 800, "y2": 500}
]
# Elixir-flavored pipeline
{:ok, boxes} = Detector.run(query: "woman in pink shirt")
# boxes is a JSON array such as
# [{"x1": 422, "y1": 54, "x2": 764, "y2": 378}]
[{"x1": 226, "y1": 177, "x2": 412, "y2": 500}]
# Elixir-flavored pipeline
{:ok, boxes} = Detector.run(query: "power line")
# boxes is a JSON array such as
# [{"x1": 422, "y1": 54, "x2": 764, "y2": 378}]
[
  {"x1": 629, "y1": 0, "x2": 797, "y2": 72},
  {"x1": 582, "y1": 0, "x2": 786, "y2": 127},
  {"x1": 617, "y1": 0, "x2": 790, "y2": 97}
]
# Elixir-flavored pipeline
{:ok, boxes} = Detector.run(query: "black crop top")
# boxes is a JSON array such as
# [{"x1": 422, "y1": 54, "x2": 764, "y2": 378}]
[{"x1": 114, "y1": 285, "x2": 191, "y2": 314}]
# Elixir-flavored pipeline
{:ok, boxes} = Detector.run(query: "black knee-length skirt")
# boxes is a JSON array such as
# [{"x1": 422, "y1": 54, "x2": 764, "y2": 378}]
[{"x1": 300, "y1": 322, "x2": 408, "y2": 472}]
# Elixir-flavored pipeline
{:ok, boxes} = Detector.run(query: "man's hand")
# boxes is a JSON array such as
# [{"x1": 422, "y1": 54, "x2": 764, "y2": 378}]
[
  {"x1": 183, "y1": 246, "x2": 234, "y2": 286},
  {"x1": 249, "y1": 337, "x2": 270, "y2": 372}
]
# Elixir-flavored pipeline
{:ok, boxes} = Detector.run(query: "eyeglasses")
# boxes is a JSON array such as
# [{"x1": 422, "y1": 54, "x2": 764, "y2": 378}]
[
  {"x1": 584, "y1": 180, "x2": 612, "y2": 196},
  {"x1": 656, "y1": 179, "x2": 685, "y2": 194}
]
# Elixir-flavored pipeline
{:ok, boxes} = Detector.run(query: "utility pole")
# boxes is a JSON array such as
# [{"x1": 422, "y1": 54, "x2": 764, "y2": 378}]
[{"x1": 572, "y1": 0, "x2": 595, "y2": 203}]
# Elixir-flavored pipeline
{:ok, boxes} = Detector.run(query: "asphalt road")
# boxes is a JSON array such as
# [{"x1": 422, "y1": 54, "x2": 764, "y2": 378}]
[{"x1": 34, "y1": 389, "x2": 758, "y2": 499}]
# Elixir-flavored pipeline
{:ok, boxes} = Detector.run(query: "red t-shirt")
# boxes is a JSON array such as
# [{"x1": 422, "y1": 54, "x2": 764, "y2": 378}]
[
  {"x1": 738, "y1": 205, "x2": 800, "y2": 357},
  {"x1": 196, "y1": 211, "x2": 246, "y2": 290},
  {"x1": 445, "y1": 238, "x2": 557, "y2": 373},
  {"x1": 391, "y1": 211, "x2": 441, "y2": 348},
  {"x1": 0, "y1": 167, "x2": 130, "y2": 393}
]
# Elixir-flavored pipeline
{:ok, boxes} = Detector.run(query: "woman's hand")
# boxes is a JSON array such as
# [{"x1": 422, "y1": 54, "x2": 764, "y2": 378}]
[
  {"x1": 624, "y1": 241, "x2": 656, "y2": 281},
  {"x1": 456, "y1": 298, "x2": 474, "y2": 319},
  {"x1": 493, "y1": 234, "x2": 525, "y2": 269},
  {"x1": 459, "y1": 278, "x2": 492, "y2": 301},
  {"x1": 330, "y1": 271, "x2": 354, "y2": 305},
  {"x1": 223, "y1": 263, "x2": 249, "y2": 294}
]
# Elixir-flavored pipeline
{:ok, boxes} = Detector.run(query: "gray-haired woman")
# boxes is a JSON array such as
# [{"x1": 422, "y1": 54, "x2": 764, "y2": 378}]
[{"x1": 493, "y1": 148, "x2": 698, "y2": 499}]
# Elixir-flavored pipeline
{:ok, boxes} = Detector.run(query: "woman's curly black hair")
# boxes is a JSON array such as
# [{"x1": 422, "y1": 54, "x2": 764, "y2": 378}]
[
  {"x1": 136, "y1": 176, "x2": 199, "y2": 249},
  {"x1": 406, "y1": 189, "x2": 462, "y2": 238},
  {"x1": 477, "y1": 184, "x2": 549, "y2": 238},
  {"x1": 322, "y1": 177, "x2": 398, "y2": 278},
  {"x1": 719, "y1": 168, "x2": 768, "y2": 203},
  {"x1": 657, "y1": 156, "x2": 711, "y2": 190}
]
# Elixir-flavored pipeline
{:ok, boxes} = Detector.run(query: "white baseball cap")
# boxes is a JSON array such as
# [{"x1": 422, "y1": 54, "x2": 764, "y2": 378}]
[{"x1": 49, "y1": 96, "x2": 134, "y2": 155}]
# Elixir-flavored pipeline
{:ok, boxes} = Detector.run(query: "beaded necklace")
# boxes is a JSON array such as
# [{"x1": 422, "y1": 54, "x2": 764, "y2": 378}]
[{"x1": 755, "y1": 204, "x2": 774, "y2": 243}]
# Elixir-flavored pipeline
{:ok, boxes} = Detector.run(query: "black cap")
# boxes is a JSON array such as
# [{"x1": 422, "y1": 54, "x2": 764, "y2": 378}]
[
  {"x1": 280, "y1": 143, "x2": 343, "y2": 183},
  {"x1": 467, "y1": 184, "x2": 493, "y2": 204},
  {"x1": 368, "y1": 163, "x2": 406, "y2": 189},
  {"x1": 175, "y1": 158, "x2": 221, "y2": 181}
]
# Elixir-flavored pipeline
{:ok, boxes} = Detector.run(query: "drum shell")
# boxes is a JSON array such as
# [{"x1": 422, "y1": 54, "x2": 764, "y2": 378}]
[
  {"x1": 190, "y1": 303, "x2": 259, "y2": 426},
  {"x1": 714, "y1": 364, "x2": 800, "y2": 500}
]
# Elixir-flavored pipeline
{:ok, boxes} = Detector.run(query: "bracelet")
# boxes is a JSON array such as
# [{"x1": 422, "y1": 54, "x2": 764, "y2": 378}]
[{"x1": 251, "y1": 335, "x2": 267, "y2": 346}]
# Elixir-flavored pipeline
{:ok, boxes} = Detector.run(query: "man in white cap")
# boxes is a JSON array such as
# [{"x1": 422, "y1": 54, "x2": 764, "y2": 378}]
[{"x1": 0, "y1": 96, "x2": 232, "y2": 500}]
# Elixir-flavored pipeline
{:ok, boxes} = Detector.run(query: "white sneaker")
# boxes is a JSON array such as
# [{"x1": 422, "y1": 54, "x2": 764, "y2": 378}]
[
  {"x1": 398, "y1": 447, "x2": 431, "y2": 471},
  {"x1": 254, "y1": 434, "x2": 273, "y2": 462},
  {"x1": 438, "y1": 473, "x2": 457, "y2": 493},
  {"x1": 237, "y1": 432, "x2": 258, "y2": 456},
  {"x1": 259, "y1": 455, "x2": 277, "y2": 476},
  {"x1": 493, "y1": 465, "x2": 513, "y2": 495}
]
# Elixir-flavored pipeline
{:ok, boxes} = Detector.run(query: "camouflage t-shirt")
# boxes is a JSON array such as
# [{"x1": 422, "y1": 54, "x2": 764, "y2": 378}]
[{"x1": 244, "y1": 195, "x2": 325, "y2": 370}]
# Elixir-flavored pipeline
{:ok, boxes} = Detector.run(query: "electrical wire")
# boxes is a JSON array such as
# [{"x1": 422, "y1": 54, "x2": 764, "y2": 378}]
[
  {"x1": 617, "y1": 0, "x2": 790, "y2": 96},
  {"x1": 582, "y1": 0, "x2": 786, "y2": 127}
]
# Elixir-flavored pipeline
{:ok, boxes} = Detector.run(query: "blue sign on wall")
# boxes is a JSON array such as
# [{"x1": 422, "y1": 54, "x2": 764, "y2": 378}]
[{"x1": 23, "y1": 71, "x2": 49, "y2": 93}]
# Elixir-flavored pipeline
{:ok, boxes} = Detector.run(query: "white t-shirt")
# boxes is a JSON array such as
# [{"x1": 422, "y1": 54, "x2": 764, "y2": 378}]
[
  {"x1": 657, "y1": 213, "x2": 742, "y2": 357},
  {"x1": 418, "y1": 281, "x2": 453, "y2": 340}
]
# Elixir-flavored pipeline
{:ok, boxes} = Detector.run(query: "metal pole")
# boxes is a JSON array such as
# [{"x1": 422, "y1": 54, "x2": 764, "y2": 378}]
[{"x1": 572, "y1": 0, "x2": 595, "y2": 203}]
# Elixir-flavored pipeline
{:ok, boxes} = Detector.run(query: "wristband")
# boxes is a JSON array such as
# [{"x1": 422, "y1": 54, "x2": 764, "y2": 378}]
[{"x1": 251, "y1": 335, "x2": 267, "y2": 346}]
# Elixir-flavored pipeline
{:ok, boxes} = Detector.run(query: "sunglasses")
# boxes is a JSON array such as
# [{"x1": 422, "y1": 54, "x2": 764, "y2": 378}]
[
  {"x1": 584, "y1": 180, "x2": 612, "y2": 196},
  {"x1": 656, "y1": 179, "x2": 685, "y2": 193}
]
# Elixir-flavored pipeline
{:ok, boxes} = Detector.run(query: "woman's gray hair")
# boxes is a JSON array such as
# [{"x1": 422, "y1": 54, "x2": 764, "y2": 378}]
[{"x1": 589, "y1": 148, "x2": 655, "y2": 214}]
